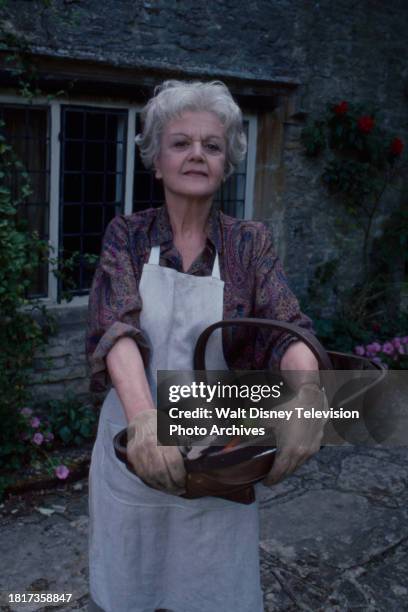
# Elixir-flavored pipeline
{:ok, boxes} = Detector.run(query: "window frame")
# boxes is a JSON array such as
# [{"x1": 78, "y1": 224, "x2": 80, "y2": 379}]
[
  {"x1": 59, "y1": 104, "x2": 129, "y2": 297},
  {"x1": 0, "y1": 93, "x2": 257, "y2": 308}
]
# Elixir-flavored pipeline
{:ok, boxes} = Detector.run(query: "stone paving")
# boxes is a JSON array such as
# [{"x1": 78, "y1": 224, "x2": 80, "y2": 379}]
[{"x1": 1, "y1": 445, "x2": 408, "y2": 612}]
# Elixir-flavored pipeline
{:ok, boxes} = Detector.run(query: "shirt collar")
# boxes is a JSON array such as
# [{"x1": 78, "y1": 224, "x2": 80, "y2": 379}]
[
  {"x1": 150, "y1": 204, "x2": 223, "y2": 254},
  {"x1": 149, "y1": 205, "x2": 173, "y2": 245}
]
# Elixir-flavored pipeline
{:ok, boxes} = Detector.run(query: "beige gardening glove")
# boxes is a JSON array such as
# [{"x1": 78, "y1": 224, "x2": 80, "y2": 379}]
[
  {"x1": 264, "y1": 383, "x2": 328, "y2": 486},
  {"x1": 126, "y1": 409, "x2": 186, "y2": 495}
]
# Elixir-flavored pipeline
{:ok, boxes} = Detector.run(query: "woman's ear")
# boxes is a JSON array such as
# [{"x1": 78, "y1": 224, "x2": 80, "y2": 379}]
[
  {"x1": 223, "y1": 161, "x2": 229, "y2": 183},
  {"x1": 153, "y1": 156, "x2": 162, "y2": 180}
]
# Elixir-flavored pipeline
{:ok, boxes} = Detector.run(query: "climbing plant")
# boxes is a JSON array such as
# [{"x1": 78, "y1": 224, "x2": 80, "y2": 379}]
[
  {"x1": 302, "y1": 100, "x2": 405, "y2": 271},
  {"x1": 301, "y1": 100, "x2": 407, "y2": 357},
  {"x1": 0, "y1": 4, "x2": 97, "y2": 492},
  {"x1": 0, "y1": 122, "x2": 55, "y2": 478}
]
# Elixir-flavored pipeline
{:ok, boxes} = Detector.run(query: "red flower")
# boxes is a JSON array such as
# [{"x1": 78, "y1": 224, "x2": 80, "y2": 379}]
[
  {"x1": 390, "y1": 137, "x2": 404, "y2": 156},
  {"x1": 334, "y1": 101, "x2": 348, "y2": 115},
  {"x1": 357, "y1": 116, "x2": 375, "y2": 133}
]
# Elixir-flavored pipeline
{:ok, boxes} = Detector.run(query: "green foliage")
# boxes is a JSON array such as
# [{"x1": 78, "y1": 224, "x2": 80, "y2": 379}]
[
  {"x1": 303, "y1": 281, "x2": 379, "y2": 353},
  {"x1": 305, "y1": 272, "x2": 408, "y2": 358},
  {"x1": 371, "y1": 206, "x2": 408, "y2": 282},
  {"x1": 304, "y1": 251, "x2": 408, "y2": 369},
  {"x1": 0, "y1": 121, "x2": 55, "y2": 476},
  {"x1": 0, "y1": 122, "x2": 98, "y2": 481},
  {"x1": 302, "y1": 99, "x2": 407, "y2": 365},
  {"x1": 312, "y1": 316, "x2": 371, "y2": 353},
  {"x1": 0, "y1": 474, "x2": 11, "y2": 500},
  {"x1": 0, "y1": 397, "x2": 97, "y2": 498},
  {"x1": 0, "y1": 1, "x2": 77, "y2": 101},
  {"x1": 301, "y1": 121, "x2": 326, "y2": 156},
  {"x1": 302, "y1": 100, "x2": 406, "y2": 271},
  {"x1": 0, "y1": 8, "x2": 99, "y2": 492},
  {"x1": 307, "y1": 258, "x2": 339, "y2": 302},
  {"x1": 322, "y1": 159, "x2": 383, "y2": 214},
  {"x1": 54, "y1": 250, "x2": 99, "y2": 299},
  {"x1": 302, "y1": 102, "x2": 404, "y2": 209},
  {"x1": 38, "y1": 395, "x2": 97, "y2": 447}
]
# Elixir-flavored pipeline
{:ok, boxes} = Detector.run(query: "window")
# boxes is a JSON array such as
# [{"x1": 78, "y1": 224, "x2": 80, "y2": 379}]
[
  {"x1": 0, "y1": 97, "x2": 256, "y2": 304},
  {"x1": 60, "y1": 106, "x2": 127, "y2": 296},
  {"x1": 0, "y1": 105, "x2": 50, "y2": 297},
  {"x1": 213, "y1": 127, "x2": 248, "y2": 219}
]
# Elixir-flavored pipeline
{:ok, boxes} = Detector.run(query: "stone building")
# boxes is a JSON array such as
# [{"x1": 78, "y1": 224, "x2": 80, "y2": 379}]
[{"x1": 0, "y1": 0, "x2": 407, "y2": 401}]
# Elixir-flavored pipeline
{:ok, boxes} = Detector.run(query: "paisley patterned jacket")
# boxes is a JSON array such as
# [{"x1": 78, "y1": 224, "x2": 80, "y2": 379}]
[{"x1": 86, "y1": 205, "x2": 314, "y2": 392}]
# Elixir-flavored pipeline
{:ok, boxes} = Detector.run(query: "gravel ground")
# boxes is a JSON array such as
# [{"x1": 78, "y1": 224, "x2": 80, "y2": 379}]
[{"x1": 1, "y1": 445, "x2": 408, "y2": 612}]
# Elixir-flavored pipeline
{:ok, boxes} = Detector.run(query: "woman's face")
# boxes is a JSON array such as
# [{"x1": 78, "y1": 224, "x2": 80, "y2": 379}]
[{"x1": 154, "y1": 111, "x2": 227, "y2": 201}]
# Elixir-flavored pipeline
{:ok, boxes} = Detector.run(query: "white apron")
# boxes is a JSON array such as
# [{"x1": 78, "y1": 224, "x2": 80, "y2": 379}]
[{"x1": 88, "y1": 245, "x2": 264, "y2": 612}]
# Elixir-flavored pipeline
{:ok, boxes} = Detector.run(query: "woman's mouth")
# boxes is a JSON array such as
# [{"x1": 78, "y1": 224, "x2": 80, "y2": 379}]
[{"x1": 184, "y1": 171, "x2": 208, "y2": 177}]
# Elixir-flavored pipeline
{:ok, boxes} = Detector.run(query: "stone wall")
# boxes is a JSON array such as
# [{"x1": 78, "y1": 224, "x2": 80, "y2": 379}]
[
  {"x1": 27, "y1": 305, "x2": 92, "y2": 404},
  {"x1": 274, "y1": 2, "x2": 408, "y2": 310},
  {"x1": 2, "y1": 0, "x2": 407, "y2": 402},
  {"x1": 1, "y1": 0, "x2": 406, "y2": 297}
]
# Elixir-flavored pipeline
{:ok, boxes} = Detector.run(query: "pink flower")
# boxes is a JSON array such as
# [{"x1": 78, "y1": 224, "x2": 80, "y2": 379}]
[
  {"x1": 354, "y1": 346, "x2": 365, "y2": 356},
  {"x1": 382, "y1": 342, "x2": 394, "y2": 355},
  {"x1": 44, "y1": 432, "x2": 54, "y2": 443},
  {"x1": 32, "y1": 432, "x2": 44, "y2": 445},
  {"x1": 392, "y1": 337, "x2": 402, "y2": 348},
  {"x1": 30, "y1": 417, "x2": 41, "y2": 428},
  {"x1": 371, "y1": 356, "x2": 384, "y2": 366},
  {"x1": 20, "y1": 407, "x2": 33, "y2": 417},
  {"x1": 55, "y1": 465, "x2": 70, "y2": 480},
  {"x1": 401, "y1": 336, "x2": 408, "y2": 344},
  {"x1": 367, "y1": 342, "x2": 381, "y2": 354}
]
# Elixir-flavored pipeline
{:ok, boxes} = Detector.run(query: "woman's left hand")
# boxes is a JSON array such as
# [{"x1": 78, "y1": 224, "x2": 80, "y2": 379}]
[
  {"x1": 263, "y1": 383, "x2": 328, "y2": 486},
  {"x1": 127, "y1": 409, "x2": 187, "y2": 495}
]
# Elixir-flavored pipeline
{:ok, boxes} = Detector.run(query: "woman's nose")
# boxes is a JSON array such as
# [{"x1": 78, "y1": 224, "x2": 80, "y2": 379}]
[{"x1": 189, "y1": 141, "x2": 205, "y2": 159}]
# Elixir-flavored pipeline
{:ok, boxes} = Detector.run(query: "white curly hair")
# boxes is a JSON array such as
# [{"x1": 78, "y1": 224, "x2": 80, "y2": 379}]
[{"x1": 135, "y1": 80, "x2": 247, "y2": 179}]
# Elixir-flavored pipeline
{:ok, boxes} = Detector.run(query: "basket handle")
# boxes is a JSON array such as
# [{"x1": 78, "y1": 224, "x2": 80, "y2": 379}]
[{"x1": 193, "y1": 318, "x2": 333, "y2": 370}]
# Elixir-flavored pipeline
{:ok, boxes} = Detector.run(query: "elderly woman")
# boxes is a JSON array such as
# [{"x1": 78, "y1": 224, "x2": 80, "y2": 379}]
[{"x1": 86, "y1": 80, "x2": 325, "y2": 612}]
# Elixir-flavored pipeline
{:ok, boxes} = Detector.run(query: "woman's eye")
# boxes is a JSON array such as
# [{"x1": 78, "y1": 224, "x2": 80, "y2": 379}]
[
  {"x1": 205, "y1": 143, "x2": 221, "y2": 152},
  {"x1": 173, "y1": 140, "x2": 188, "y2": 148}
]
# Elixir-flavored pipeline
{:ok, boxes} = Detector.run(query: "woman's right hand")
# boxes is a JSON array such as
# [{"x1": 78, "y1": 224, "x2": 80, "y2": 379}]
[
  {"x1": 263, "y1": 383, "x2": 327, "y2": 486},
  {"x1": 126, "y1": 409, "x2": 186, "y2": 495}
]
